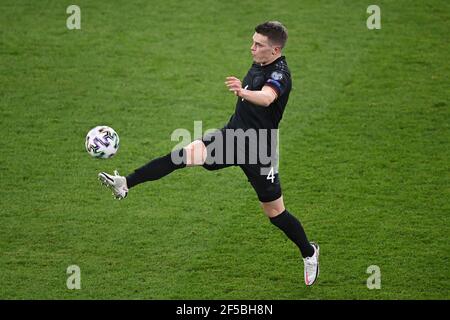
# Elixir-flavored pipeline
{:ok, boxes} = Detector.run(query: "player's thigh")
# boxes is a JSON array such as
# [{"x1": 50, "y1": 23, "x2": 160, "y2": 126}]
[
  {"x1": 240, "y1": 165, "x2": 284, "y2": 217},
  {"x1": 201, "y1": 127, "x2": 236, "y2": 171},
  {"x1": 183, "y1": 140, "x2": 207, "y2": 166}
]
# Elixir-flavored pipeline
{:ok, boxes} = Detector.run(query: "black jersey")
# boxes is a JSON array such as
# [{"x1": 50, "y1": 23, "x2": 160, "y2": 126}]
[{"x1": 227, "y1": 56, "x2": 292, "y2": 131}]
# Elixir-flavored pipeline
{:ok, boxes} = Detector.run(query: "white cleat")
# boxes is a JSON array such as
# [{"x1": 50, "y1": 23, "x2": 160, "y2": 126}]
[
  {"x1": 98, "y1": 170, "x2": 128, "y2": 200},
  {"x1": 303, "y1": 242, "x2": 320, "y2": 286}
]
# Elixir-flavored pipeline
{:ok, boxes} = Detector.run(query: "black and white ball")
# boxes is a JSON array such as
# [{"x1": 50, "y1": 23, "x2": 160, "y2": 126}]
[{"x1": 85, "y1": 126, "x2": 119, "y2": 158}]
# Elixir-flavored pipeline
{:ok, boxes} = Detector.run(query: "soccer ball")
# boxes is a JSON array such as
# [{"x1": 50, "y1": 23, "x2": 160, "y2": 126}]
[{"x1": 85, "y1": 126, "x2": 120, "y2": 158}]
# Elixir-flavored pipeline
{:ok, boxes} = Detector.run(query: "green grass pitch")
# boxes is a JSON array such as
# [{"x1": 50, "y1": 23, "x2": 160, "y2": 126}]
[{"x1": 0, "y1": 0, "x2": 448, "y2": 299}]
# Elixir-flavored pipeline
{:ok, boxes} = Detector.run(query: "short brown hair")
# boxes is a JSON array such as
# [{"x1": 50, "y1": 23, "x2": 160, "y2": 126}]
[{"x1": 255, "y1": 21, "x2": 288, "y2": 48}]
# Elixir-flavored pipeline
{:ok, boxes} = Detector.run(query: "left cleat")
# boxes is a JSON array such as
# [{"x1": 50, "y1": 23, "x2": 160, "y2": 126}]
[{"x1": 303, "y1": 242, "x2": 320, "y2": 286}]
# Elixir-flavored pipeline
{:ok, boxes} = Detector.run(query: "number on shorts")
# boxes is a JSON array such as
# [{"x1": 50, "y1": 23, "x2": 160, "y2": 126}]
[{"x1": 266, "y1": 167, "x2": 275, "y2": 183}]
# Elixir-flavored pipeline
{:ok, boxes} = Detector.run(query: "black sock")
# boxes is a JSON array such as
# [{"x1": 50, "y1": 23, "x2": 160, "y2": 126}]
[
  {"x1": 126, "y1": 149, "x2": 186, "y2": 188},
  {"x1": 270, "y1": 210, "x2": 314, "y2": 258}
]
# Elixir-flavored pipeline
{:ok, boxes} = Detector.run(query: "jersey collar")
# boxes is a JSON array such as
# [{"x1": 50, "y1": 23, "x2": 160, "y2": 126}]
[{"x1": 255, "y1": 55, "x2": 285, "y2": 68}]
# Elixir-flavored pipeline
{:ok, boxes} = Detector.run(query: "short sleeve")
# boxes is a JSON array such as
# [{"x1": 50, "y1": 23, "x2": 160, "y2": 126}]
[{"x1": 264, "y1": 70, "x2": 290, "y2": 97}]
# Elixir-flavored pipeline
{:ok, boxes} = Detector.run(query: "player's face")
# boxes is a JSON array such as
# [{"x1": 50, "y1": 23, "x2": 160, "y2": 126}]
[{"x1": 250, "y1": 32, "x2": 276, "y2": 65}]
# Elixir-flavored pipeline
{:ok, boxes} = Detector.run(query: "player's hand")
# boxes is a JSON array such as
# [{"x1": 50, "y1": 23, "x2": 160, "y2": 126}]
[{"x1": 225, "y1": 76, "x2": 243, "y2": 97}]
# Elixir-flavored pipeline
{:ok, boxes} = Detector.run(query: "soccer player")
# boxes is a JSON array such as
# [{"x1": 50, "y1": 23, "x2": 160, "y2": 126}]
[{"x1": 99, "y1": 21, "x2": 320, "y2": 286}]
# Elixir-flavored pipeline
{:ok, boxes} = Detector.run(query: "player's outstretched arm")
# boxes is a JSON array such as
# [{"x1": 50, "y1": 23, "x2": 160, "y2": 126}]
[{"x1": 225, "y1": 76, "x2": 277, "y2": 107}]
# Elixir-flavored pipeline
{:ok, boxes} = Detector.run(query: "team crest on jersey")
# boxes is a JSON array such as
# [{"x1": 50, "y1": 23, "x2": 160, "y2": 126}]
[{"x1": 271, "y1": 71, "x2": 283, "y2": 81}]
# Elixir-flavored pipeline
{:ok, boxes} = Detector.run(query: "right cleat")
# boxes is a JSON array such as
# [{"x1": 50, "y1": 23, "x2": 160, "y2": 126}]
[{"x1": 98, "y1": 170, "x2": 128, "y2": 200}]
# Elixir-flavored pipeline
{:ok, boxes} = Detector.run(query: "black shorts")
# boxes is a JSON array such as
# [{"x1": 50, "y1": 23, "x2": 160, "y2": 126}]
[{"x1": 200, "y1": 127, "x2": 282, "y2": 203}]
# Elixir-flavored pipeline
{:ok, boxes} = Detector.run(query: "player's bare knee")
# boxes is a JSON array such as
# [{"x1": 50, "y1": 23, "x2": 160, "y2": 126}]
[
  {"x1": 262, "y1": 206, "x2": 281, "y2": 218},
  {"x1": 261, "y1": 197, "x2": 285, "y2": 218},
  {"x1": 184, "y1": 140, "x2": 207, "y2": 166}
]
